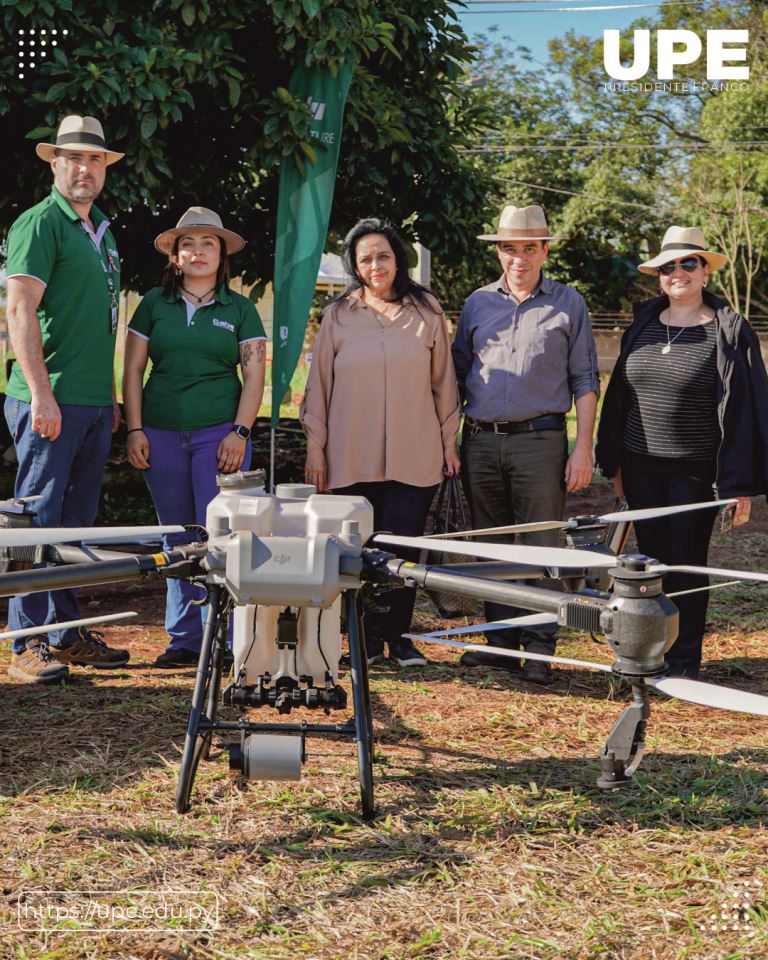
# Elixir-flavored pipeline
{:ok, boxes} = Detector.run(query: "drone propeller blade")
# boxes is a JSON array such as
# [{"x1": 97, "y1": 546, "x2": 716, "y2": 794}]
[
  {"x1": 403, "y1": 612, "x2": 558, "y2": 641},
  {"x1": 417, "y1": 635, "x2": 613, "y2": 673},
  {"x1": 599, "y1": 498, "x2": 737, "y2": 524},
  {"x1": 0, "y1": 525, "x2": 186, "y2": 549},
  {"x1": 652, "y1": 564, "x2": 768, "y2": 585},
  {"x1": 0, "y1": 611, "x2": 138, "y2": 642},
  {"x1": 374, "y1": 534, "x2": 616, "y2": 569},
  {"x1": 646, "y1": 676, "x2": 768, "y2": 717},
  {"x1": 431, "y1": 520, "x2": 568, "y2": 540}
]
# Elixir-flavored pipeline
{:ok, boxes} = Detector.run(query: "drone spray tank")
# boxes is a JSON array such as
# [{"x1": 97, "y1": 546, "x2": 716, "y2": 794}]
[{"x1": 200, "y1": 471, "x2": 373, "y2": 784}]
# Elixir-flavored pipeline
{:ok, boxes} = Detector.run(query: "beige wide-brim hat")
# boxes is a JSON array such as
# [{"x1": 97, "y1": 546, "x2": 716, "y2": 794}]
[
  {"x1": 477, "y1": 204, "x2": 564, "y2": 242},
  {"x1": 638, "y1": 226, "x2": 729, "y2": 275},
  {"x1": 36, "y1": 114, "x2": 124, "y2": 164},
  {"x1": 154, "y1": 207, "x2": 246, "y2": 255}
]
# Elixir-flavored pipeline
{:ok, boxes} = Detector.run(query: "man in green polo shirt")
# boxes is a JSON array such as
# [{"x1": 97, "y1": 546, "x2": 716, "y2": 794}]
[{"x1": 5, "y1": 114, "x2": 129, "y2": 684}]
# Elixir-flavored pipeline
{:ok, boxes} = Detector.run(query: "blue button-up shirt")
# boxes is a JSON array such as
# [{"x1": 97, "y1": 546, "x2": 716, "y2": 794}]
[{"x1": 452, "y1": 272, "x2": 599, "y2": 422}]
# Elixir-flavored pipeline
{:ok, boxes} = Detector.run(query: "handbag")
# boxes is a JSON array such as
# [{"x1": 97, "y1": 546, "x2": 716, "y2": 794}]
[{"x1": 423, "y1": 475, "x2": 478, "y2": 619}]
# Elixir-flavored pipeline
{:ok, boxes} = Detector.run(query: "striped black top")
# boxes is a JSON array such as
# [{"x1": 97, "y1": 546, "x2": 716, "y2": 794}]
[{"x1": 622, "y1": 315, "x2": 719, "y2": 459}]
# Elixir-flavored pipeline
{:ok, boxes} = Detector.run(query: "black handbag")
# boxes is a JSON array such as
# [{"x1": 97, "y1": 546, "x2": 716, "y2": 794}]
[{"x1": 423, "y1": 476, "x2": 478, "y2": 619}]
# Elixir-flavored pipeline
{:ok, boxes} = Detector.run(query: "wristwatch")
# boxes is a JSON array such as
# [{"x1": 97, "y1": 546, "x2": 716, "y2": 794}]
[{"x1": 232, "y1": 423, "x2": 251, "y2": 440}]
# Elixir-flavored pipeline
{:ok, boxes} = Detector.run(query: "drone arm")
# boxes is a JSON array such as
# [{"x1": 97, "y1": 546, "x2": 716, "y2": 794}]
[{"x1": 0, "y1": 547, "x2": 204, "y2": 599}]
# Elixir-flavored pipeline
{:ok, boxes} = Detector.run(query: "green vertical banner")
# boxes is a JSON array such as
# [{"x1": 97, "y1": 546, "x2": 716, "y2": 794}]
[{"x1": 270, "y1": 60, "x2": 354, "y2": 428}]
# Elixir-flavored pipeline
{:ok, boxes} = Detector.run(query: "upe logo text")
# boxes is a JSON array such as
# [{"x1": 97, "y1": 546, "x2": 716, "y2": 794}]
[{"x1": 603, "y1": 30, "x2": 749, "y2": 81}]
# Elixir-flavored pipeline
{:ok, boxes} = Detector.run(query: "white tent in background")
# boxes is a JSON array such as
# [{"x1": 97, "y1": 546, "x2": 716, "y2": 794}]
[{"x1": 316, "y1": 253, "x2": 349, "y2": 293}]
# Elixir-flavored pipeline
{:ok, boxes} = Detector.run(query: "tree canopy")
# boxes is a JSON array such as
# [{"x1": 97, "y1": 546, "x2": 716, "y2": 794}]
[
  {"x1": 455, "y1": 0, "x2": 768, "y2": 316},
  {"x1": 0, "y1": 0, "x2": 498, "y2": 295}
]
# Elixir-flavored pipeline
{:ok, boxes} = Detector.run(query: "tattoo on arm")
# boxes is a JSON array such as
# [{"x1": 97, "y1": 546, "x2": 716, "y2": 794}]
[{"x1": 241, "y1": 340, "x2": 266, "y2": 368}]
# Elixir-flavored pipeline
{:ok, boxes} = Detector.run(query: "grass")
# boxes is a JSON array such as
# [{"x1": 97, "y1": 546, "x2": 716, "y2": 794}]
[{"x1": 2, "y1": 493, "x2": 768, "y2": 959}]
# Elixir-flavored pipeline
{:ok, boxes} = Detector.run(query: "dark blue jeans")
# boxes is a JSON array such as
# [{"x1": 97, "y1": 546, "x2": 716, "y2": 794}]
[
  {"x1": 621, "y1": 451, "x2": 718, "y2": 679},
  {"x1": 4, "y1": 397, "x2": 113, "y2": 653},
  {"x1": 143, "y1": 423, "x2": 251, "y2": 653},
  {"x1": 334, "y1": 480, "x2": 438, "y2": 650},
  {"x1": 460, "y1": 425, "x2": 567, "y2": 653}
]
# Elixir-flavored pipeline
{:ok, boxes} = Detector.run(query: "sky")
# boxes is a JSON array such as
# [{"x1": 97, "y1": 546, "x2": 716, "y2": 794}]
[{"x1": 455, "y1": 1, "x2": 666, "y2": 66}]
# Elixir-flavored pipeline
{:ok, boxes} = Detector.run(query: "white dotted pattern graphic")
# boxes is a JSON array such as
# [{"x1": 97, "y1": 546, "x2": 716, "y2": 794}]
[{"x1": 16, "y1": 27, "x2": 69, "y2": 78}]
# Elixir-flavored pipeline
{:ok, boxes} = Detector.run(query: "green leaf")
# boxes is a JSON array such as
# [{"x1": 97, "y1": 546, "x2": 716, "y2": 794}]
[
  {"x1": 44, "y1": 82, "x2": 70, "y2": 102},
  {"x1": 24, "y1": 125, "x2": 55, "y2": 139},
  {"x1": 301, "y1": 0, "x2": 319, "y2": 17},
  {"x1": 226, "y1": 76, "x2": 240, "y2": 108},
  {"x1": 181, "y1": 2, "x2": 195, "y2": 26},
  {"x1": 298, "y1": 140, "x2": 317, "y2": 164},
  {"x1": 140, "y1": 114, "x2": 157, "y2": 139}
]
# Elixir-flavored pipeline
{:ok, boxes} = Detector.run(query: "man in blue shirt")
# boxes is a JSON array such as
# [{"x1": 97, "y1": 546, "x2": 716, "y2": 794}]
[{"x1": 452, "y1": 204, "x2": 599, "y2": 683}]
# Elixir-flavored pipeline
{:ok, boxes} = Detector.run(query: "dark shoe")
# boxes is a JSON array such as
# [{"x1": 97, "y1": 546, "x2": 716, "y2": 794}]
[
  {"x1": 154, "y1": 647, "x2": 200, "y2": 668},
  {"x1": 459, "y1": 648, "x2": 522, "y2": 671},
  {"x1": 51, "y1": 628, "x2": 129, "y2": 668},
  {"x1": 388, "y1": 640, "x2": 428, "y2": 667},
  {"x1": 9, "y1": 638, "x2": 70, "y2": 684},
  {"x1": 521, "y1": 658, "x2": 553, "y2": 685}
]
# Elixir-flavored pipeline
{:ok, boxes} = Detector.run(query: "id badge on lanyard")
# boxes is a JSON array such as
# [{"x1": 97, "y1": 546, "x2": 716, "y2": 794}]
[{"x1": 82, "y1": 222, "x2": 119, "y2": 333}]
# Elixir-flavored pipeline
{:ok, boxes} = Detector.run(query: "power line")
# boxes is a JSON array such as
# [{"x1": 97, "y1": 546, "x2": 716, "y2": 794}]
[
  {"x1": 462, "y1": 141, "x2": 768, "y2": 151},
  {"x1": 462, "y1": 1, "x2": 699, "y2": 12},
  {"x1": 494, "y1": 175, "x2": 665, "y2": 210}
]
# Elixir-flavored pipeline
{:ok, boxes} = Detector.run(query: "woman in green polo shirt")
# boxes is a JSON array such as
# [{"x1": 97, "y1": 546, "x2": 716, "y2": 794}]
[{"x1": 123, "y1": 207, "x2": 267, "y2": 667}]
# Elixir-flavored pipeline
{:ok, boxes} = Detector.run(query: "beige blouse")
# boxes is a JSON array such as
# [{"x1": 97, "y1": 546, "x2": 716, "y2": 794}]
[{"x1": 300, "y1": 289, "x2": 461, "y2": 489}]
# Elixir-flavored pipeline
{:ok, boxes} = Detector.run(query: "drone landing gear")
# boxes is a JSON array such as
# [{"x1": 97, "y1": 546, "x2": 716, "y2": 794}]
[
  {"x1": 596, "y1": 681, "x2": 650, "y2": 789},
  {"x1": 176, "y1": 585, "x2": 229, "y2": 814},
  {"x1": 175, "y1": 589, "x2": 376, "y2": 821}
]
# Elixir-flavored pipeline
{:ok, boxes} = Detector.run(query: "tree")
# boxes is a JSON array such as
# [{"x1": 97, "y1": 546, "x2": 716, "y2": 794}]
[{"x1": 0, "y1": 0, "x2": 497, "y2": 294}]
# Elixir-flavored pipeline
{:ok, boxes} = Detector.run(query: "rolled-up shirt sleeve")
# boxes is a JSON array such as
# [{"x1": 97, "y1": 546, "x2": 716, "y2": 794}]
[
  {"x1": 567, "y1": 293, "x2": 600, "y2": 400},
  {"x1": 299, "y1": 311, "x2": 335, "y2": 450},
  {"x1": 431, "y1": 309, "x2": 461, "y2": 448}
]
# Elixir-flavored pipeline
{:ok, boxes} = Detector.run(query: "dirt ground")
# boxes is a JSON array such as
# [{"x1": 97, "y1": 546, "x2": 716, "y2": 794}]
[{"x1": 2, "y1": 474, "x2": 768, "y2": 959}]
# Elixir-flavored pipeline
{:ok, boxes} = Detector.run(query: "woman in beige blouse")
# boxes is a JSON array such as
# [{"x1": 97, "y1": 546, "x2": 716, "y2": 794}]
[{"x1": 301, "y1": 218, "x2": 461, "y2": 667}]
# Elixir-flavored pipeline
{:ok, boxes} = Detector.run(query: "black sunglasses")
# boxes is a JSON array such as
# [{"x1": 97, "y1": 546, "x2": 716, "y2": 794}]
[{"x1": 658, "y1": 257, "x2": 703, "y2": 276}]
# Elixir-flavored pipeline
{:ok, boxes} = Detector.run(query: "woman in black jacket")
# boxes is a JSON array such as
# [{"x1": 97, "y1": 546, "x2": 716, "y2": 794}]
[{"x1": 596, "y1": 226, "x2": 768, "y2": 679}]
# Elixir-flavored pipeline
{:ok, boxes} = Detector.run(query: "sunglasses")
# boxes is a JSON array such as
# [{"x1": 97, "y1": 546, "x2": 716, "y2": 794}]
[{"x1": 658, "y1": 257, "x2": 703, "y2": 276}]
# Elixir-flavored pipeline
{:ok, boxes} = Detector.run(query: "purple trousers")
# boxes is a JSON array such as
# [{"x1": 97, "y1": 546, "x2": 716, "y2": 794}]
[{"x1": 144, "y1": 423, "x2": 251, "y2": 652}]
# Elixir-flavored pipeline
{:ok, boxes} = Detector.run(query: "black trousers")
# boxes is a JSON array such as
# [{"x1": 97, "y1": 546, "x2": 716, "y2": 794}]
[
  {"x1": 460, "y1": 425, "x2": 568, "y2": 654},
  {"x1": 621, "y1": 451, "x2": 718, "y2": 679},
  {"x1": 334, "y1": 480, "x2": 438, "y2": 650}
]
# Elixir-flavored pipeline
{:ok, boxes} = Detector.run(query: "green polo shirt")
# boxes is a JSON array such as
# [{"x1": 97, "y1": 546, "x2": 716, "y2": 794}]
[
  {"x1": 5, "y1": 186, "x2": 119, "y2": 406},
  {"x1": 128, "y1": 284, "x2": 266, "y2": 430}
]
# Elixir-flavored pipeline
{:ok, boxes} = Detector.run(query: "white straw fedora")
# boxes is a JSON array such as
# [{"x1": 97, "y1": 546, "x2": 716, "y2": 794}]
[
  {"x1": 477, "y1": 204, "x2": 564, "y2": 242},
  {"x1": 36, "y1": 115, "x2": 124, "y2": 164},
  {"x1": 154, "y1": 207, "x2": 246, "y2": 255},
  {"x1": 638, "y1": 226, "x2": 729, "y2": 274}
]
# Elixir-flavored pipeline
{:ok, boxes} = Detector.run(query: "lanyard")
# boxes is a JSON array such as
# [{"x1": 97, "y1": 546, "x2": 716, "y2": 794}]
[{"x1": 81, "y1": 220, "x2": 119, "y2": 333}]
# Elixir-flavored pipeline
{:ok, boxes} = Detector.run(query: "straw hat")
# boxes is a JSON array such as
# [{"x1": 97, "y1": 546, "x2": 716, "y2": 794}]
[
  {"x1": 36, "y1": 115, "x2": 124, "y2": 164},
  {"x1": 477, "y1": 204, "x2": 564, "y2": 242},
  {"x1": 638, "y1": 226, "x2": 729, "y2": 274},
  {"x1": 154, "y1": 207, "x2": 246, "y2": 255}
]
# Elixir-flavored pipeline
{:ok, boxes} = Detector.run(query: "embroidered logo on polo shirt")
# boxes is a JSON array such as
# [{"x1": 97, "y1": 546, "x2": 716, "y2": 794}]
[{"x1": 212, "y1": 318, "x2": 235, "y2": 333}]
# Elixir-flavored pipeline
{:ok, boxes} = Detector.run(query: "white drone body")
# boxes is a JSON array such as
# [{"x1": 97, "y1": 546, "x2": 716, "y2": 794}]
[{"x1": 203, "y1": 474, "x2": 373, "y2": 693}]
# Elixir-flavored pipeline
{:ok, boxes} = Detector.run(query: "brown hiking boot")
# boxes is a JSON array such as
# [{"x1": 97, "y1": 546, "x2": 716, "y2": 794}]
[
  {"x1": 50, "y1": 628, "x2": 130, "y2": 669},
  {"x1": 9, "y1": 638, "x2": 70, "y2": 684}
]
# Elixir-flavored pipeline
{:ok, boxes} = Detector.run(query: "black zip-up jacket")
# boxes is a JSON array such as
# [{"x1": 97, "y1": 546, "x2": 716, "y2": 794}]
[{"x1": 595, "y1": 291, "x2": 768, "y2": 498}]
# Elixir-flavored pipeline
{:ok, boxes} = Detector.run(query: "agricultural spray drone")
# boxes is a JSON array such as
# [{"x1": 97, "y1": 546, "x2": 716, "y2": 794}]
[{"x1": 1, "y1": 473, "x2": 768, "y2": 821}]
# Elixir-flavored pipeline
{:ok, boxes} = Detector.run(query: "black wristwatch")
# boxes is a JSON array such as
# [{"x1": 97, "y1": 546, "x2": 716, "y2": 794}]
[{"x1": 232, "y1": 423, "x2": 251, "y2": 440}]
